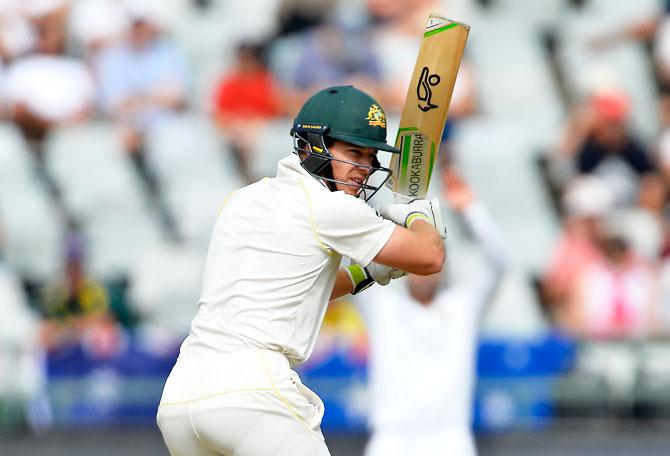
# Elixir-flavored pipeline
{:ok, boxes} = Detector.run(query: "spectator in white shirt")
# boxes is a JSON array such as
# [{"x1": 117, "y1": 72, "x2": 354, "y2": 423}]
[{"x1": 4, "y1": 0, "x2": 94, "y2": 148}]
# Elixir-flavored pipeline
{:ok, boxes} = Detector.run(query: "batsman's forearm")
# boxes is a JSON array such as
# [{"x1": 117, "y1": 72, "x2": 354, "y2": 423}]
[
  {"x1": 408, "y1": 220, "x2": 446, "y2": 272},
  {"x1": 330, "y1": 268, "x2": 355, "y2": 301}
]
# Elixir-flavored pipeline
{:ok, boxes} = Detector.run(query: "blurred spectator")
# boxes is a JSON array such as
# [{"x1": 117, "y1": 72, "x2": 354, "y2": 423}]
[
  {"x1": 550, "y1": 89, "x2": 657, "y2": 208},
  {"x1": 70, "y1": 0, "x2": 129, "y2": 59},
  {"x1": 368, "y1": 0, "x2": 444, "y2": 112},
  {"x1": 613, "y1": 172, "x2": 668, "y2": 262},
  {"x1": 23, "y1": 0, "x2": 69, "y2": 45},
  {"x1": 542, "y1": 176, "x2": 660, "y2": 338},
  {"x1": 560, "y1": 222, "x2": 659, "y2": 339},
  {"x1": 542, "y1": 176, "x2": 615, "y2": 310},
  {"x1": 355, "y1": 167, "x2": 507, "y2": 456},
  {"x1": 212, "y1": 41, "x2": 285, "y2": 183},
  {"x1": 38, "y1": 233, "x2": 121, "y2": 358},
  {"x1": 274, "y1": 0, "x2": 336, "y2": 37},
  {"x1": 287, "y1": 20, "x2": 383, "y2": 103},
  {"x1": 94, "y1": 1, "x2": 189, "y2": 157},
  {"x1": 4, "y1": 0, "x2": 95, "y2": 149},
  {"x1": 0, "y1": 1, "x2": 36, "y2": 62},
  {"x1": 366, "y1": 0, "x2": 436, "y2": 31},
  {"x1": 588, "y1": 1, "x2": 669, "y2": 82}
]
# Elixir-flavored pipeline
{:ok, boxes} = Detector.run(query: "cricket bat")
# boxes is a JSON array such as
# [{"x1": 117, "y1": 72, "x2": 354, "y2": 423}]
[{"x1": 387, "y1": 13, "x2": 470, "y2": 202}]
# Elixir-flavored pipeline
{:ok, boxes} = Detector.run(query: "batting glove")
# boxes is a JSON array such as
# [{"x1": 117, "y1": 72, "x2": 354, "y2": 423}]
[
  {"x1": 379, "y1": 198, "x2": 447, "y2": 239},
  {"x1": 346, "y1": 262, "x2": 406, "y2": 294}
]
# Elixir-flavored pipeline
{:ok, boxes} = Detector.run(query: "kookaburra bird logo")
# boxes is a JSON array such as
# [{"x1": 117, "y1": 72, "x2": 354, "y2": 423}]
[{"x1": 417, "y1": 66, "x2": 441, "y2": 112}]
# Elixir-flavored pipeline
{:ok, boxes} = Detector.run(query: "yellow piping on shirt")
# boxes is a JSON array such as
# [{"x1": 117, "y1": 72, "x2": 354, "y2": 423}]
[
  {"x1": 298, "y1": 178, "x2": 334, "y2": 256},
  {"x1": 216, "y1": 191, "x2": 236, "y2": 216}
]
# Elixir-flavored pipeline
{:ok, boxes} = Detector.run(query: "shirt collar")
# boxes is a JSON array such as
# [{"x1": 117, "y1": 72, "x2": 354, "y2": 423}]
[{"x1": 277, "y1": 153, "x2": 328, "y2": 189}]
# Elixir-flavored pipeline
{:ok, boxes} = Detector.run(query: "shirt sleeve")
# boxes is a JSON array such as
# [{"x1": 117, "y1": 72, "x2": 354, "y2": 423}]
[{"x1": 311, "y1": 191, "x2": 395, "y2": 267}]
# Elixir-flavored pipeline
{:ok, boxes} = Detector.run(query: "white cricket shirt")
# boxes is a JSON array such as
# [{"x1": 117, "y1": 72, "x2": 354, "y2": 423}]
[{"x1": 181, "y1": 154, "x2": 395, "y2": 366}]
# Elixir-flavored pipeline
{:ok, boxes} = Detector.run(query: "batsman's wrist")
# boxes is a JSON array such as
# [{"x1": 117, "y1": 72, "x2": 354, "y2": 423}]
[
  {"x1": 405, "y1": 211, "x2": 431, "y2": 228},
  {"x1": 345, "y1": 264, "x2": 375, "y2": 295}
]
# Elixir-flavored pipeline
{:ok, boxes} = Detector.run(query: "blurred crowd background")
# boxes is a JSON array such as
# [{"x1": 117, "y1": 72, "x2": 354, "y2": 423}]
[{"x1": 2, "y1": 0, "x2": 670, "y2": 451}]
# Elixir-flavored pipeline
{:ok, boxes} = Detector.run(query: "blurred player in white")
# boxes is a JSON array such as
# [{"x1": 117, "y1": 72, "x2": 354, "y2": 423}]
[
  {"x1": 156, "y1": 85, "x2": 447, "y2": 456},
  {"x1": 357, "y1": 167, "x2": 508, "y2": 456}
]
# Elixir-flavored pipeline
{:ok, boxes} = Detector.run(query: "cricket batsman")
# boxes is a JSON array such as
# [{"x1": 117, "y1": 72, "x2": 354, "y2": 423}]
[{"x1": 156, "y1": 85, "x2": 446, "y2": 456}]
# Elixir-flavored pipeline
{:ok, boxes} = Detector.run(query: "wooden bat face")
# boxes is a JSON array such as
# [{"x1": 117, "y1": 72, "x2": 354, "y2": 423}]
[{"x1": 387, "y1": 14, "x2": 469, "y2": 202}]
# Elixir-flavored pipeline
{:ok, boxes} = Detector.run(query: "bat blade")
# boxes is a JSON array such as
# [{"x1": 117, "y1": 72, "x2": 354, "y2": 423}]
[{"x1": 387, "y1": 14, "x2": 470, "y2": 202}]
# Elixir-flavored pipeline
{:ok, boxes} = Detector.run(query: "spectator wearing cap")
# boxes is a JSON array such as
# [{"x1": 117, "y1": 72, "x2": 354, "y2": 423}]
[
  {"x1": 94, "y1": 0, "x2": 189, "y2": 157},
  {"x1": 287, "y1": 19, "x2": 384, "y2": 107},
  {"x1": 4, "y1": 0, "x2": 95, "y2": 148},
  {"x1": 552, "y1": 89, "x2": 657, "y2": 209}
]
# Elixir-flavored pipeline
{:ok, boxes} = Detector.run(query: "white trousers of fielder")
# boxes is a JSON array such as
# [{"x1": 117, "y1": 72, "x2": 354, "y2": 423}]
[{"x1": 157, "y1": 349, "x2": 331, "y2": 456}]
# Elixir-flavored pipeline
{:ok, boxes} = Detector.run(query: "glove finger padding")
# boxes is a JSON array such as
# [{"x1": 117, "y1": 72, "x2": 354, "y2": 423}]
[
  {"x1": 366, "y1": 261, "x2": 406, "y2": 286},
  {"x1": 346, "y1": 263, "x2": 406, "y2": 293},
  {"x1": 379, "y1": 198, "x2": 447, "y2": 239}
]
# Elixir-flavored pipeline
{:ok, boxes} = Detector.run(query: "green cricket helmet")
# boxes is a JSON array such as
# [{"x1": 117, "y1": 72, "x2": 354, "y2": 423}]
[{"x1": 290, "y1": 85, "x2": 399, "y2": 201}]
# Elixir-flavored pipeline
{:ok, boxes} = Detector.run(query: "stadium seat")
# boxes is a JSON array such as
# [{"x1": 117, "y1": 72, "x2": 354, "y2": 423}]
[
  {"x1": 0, "y1": 124, "x2": 65, "y2": 282},
  {"x1": 469, "y1": 13, "x2": 565, "y2": 150},
  {"x1": 145, "y1": 114, "x2": 244, "y2": 247},
  {"x1": 489, "y1": 0, "x2": 568, "y2": 29},
  {"x1": 574, "y1": 341, "x2": 639, "y2": 401},
  {"x1": 637, "y1": 341, "x2": 670, "y2": 410},
  {"x1": 43, "y1": 123, "x2": 165, "y2": 280},
  {"x1": 0, "y1": 264, "x2": 46, "y2": 431},
  {"x1": 453, "y1": 118, "x2": 561, "y2": 273},
  {"x1": 0, "y1": 123, "x2": 36, "y2": 187},
  {"x1": 481, "y1": 267, "x2": 551, "y2": 336},
  {"x1": 44, "y1": 123, "x2": 149, "y2": 216},
  {"x1": 128, "y1": 242, "x2": 204, "y2": 337}
]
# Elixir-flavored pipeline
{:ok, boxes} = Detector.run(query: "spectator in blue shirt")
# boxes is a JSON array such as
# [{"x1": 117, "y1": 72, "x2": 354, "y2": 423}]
[{"x1": 94, "y1": 4, "x2": 189, "y2": 157}]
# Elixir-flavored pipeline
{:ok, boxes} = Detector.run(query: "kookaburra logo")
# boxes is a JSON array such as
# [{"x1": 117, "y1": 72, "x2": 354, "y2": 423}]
[{"x1": 417, "y1": 66, "x2": 441, "y2": 112}]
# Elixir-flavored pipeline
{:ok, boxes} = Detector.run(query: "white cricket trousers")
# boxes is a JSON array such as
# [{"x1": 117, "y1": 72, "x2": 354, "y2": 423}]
[{"x1": 156, "y1": 349, "x2": 331, "y2": 456}]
